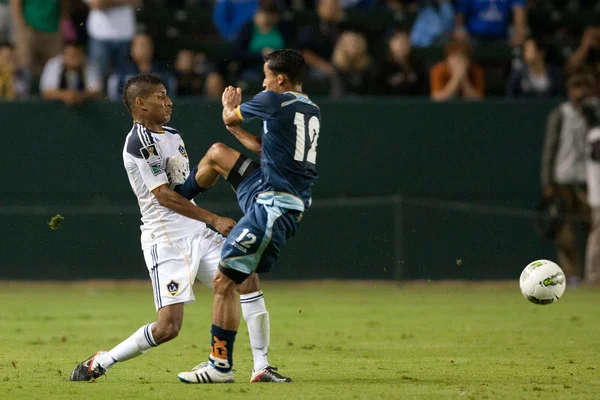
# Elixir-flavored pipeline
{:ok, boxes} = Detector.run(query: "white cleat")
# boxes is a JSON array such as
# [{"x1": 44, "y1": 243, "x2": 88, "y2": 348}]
[
  {"x1": 165, "y1": 156, "x2": 187, "y2": 190},
  {"x1": 178, "y1": 362, "x2": 234, "y2": 384}
]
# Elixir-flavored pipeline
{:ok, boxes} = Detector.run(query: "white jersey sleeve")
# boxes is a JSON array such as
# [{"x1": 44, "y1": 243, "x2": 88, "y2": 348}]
[{"x1": 125, "y1": 127, "x2": 169, "y2": 192}]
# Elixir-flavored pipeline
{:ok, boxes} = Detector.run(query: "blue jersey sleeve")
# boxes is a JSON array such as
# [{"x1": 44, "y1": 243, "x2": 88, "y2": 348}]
[
  {"x1": 238, "y1": 91, "x2": 282, "y2": 121},
  {"x1": 511, "y1": 0, "x2": 526, "y2": 8}
]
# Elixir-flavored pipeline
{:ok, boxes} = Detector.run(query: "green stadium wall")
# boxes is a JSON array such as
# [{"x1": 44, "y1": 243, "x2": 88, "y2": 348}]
[{"x1": 1, "y1": 98, "x2": 568, "y2": 281}]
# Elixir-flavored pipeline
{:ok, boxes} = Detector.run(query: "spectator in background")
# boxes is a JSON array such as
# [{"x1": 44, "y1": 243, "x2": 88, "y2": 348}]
[
  {"x1": 174, "y1": 49, "x2": 224, "y2": 99},
  {"x1": 567, "y1": 27, "x2": 600, "y2": 96},
  {"x1": 384, "y1": 0, "x2": 419, "y2": 12},
  {"x1": 108, "y1": 33, "x2": 174, "y2": 100},
  {"x1": 84, "y1": 0, "x2": 140, "y2": 80},
  {"x1": 541, "y1": 71, "x2": 596, "y2": 286},
  {"x1": 338, "y1": 0, "x2": 374, "y2": 9},
  {"x1": 454, "y1": 0, "x2": 527, "y2": 46},
  {"x1": 506, "y1": 38, "x2": 563, "y2": 98},
  {"x1": 430, "y1": 39, "x2": 484, "y2": 101},
  {"x1": 378, "y1": 28, "x2": 427, "y2": 96},
  {"x1": 10, "y1": 0, "x2": 66, "y2": 77},
  {"x1": 300, "y1": 0, "x2": 343, "y2": 78},
  {"x1": 0, "y1": 0, "x2": 13, "y2": 44},
  {"x1": 331, "y1": 31, "x2": 376, "y2": 98},
  {"x1": 213, "y1": 0, "x2": 259, "y2": 42},
  {"x1": 0, "y1": 42, "x2": 28, "y2": 99},
  {"x1": 40, "y1": 41, "x2": 102, "y2": 106},
  {"x1": 234, "y1": 1, "x2": 293, "y2": 82},
  {"x1": 410, "y1": 0, "x2": 455, "y2": 48}
]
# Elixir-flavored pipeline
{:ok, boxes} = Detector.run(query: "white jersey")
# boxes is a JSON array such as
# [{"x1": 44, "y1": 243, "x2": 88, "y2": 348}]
[{"x1": 123, "y1": 122, "x2": 206, "y2": 249}]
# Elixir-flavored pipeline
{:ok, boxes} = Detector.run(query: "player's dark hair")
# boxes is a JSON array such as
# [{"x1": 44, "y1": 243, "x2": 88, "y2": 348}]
[
  {"x1": 122, "y1": 73, "x2": 165, "y2": 114},
  {"x1": 264, "y1": 49, "x2": 306, "y2": 85}
]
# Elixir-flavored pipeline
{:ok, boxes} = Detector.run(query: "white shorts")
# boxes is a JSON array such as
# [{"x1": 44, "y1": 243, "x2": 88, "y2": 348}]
[{"x1": 143, "y1": 229, "x2": 225, "y2": 311}]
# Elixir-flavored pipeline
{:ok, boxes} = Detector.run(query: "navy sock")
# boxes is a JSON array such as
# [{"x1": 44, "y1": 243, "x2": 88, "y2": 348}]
[
  {"x1": 173, "y1": 165, "x2": 205, "y2": 200},
  {"x1": 208, "y1": 324, "x2": 237, "y2": 372}
]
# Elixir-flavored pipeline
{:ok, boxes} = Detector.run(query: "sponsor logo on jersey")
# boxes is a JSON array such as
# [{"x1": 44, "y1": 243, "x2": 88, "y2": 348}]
[
  {"x1": 141, "y1": 144, "x2": 160, "y2": 160},
  {"x1": 166, "y1": 280, "x2": 180, "y2": 296},
  {"x1": 141, "y1": 145, "x2": 164, "y2": 175}
]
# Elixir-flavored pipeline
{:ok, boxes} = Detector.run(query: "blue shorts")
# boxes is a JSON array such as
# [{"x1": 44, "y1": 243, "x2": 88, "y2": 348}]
[{"x1": 220, "y1": 169, "x2": 304, "y2": 282}]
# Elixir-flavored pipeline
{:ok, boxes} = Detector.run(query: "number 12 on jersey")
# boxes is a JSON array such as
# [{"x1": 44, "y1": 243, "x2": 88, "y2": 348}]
[{"x1": 294, "y1": 112, "x2": 320, "y2": 164}]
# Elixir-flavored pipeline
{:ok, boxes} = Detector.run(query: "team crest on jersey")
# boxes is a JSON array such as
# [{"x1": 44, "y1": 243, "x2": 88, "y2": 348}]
[
  {"x1": 166, "y1": 280, "x2": 179, "y2": 296},
  {"x1": 178, "y1": 145, "x2": 188, "y2": 158}
]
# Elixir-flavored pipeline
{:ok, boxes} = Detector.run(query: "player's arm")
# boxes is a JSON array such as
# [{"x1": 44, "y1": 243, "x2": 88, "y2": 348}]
[
  {"x1": 151, "y1": 184, "x2": 235, "y2": 236},
  {"x1": 127, "y1": 137, "x2": 235, "y2": 236},
  {"x1": 226, "y1": 125, "x2": 262, "y2": 155}
]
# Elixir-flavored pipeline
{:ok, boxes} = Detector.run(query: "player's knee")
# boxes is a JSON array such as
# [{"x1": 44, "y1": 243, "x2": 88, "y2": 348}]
[
  {"x1": 207, "y1": 142, "x2": 229, "y2": 165},
  {"x1": 154, "y1": 318, "x2": 182, "y2": 343},
  {"x1": 237, "y1": 273, "x2": 260, "y2": 294}
]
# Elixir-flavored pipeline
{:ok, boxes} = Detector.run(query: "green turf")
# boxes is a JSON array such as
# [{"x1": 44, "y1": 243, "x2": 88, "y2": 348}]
[{"x1": 1, "y1": 281, "x2": 599, "y2": 399}]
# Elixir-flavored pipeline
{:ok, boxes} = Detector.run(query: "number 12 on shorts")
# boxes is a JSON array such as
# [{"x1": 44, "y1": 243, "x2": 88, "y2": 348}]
[
  {"x1": 235, "y1": 229, "x2": 257, "y2": 248},
  {"x1": 294, "y1": 112, "x2": 320, "y2": 164}
]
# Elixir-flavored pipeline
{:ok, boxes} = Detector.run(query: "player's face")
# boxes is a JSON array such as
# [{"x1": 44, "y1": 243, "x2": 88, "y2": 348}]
[
  {"x1": 262, "y1": 62, "x2": 284, "y2": 93},
  {"x1": 143, "y1": 84, "x2": 173, "y2": 124}
]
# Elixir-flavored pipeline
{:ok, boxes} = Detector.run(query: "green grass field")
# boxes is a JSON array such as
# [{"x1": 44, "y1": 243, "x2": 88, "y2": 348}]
[{"x1": 1, "y1": 281, "x2": 599, "y2": 399}]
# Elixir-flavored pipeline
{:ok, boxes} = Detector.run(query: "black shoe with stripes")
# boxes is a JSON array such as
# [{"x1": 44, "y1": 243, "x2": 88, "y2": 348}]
[
  {"x1": 250, "y1": 366, "x2": 293, "y2": 383},
  {"x1": 69, "y1": 351, "x2": 107, "y2": 381},
  {"x1": 177, "y1": 362, "x2": 235, "y2": 384}
]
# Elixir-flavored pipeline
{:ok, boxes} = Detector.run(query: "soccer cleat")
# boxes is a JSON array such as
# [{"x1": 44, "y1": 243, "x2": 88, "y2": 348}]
[
  {"x1": 177, "y1": 362, "x2": 234, "y2": 384},
  {"x1": 165, "y1": 156, "x2": 187, "y2": 190},
  {"x1": 69, "y1": 351, "x2": 107, "y2": 381},
  {"x1": 250, "y1": 366, "x2": 292, "y2": 383}
]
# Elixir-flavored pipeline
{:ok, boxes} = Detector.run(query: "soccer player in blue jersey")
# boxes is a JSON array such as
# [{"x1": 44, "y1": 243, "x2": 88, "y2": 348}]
[{"x1": 175, "y1": 49, "x2": 320, "y2": 384}]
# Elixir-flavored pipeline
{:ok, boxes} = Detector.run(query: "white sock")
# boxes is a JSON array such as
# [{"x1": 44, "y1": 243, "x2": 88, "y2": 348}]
[
  {"x1": 97, "y1": 323, "x2": 157, "y2": 370},
  {"x1": 240, "y1": 291, "x2": 270, "y2": 372}
]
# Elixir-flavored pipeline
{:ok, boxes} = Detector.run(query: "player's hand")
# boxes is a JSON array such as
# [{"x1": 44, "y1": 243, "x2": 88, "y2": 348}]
[
  {"x1": 222, "y1": 86, "x2": 242, "y2": 110},
  {"x1": 213, "y1": 216, "x2": 236, "y2": 237}
]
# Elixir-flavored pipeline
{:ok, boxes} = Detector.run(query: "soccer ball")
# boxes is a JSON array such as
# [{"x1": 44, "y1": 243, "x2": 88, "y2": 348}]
[{"x1": 519, "y1": 260, "x2": 566, "y2": 305}]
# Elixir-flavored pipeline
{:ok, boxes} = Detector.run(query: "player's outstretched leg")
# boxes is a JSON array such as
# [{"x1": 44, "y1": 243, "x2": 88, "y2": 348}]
[
  {"x1": 168, "y1": 143, "x2": 242, "y2": 200},
  {"x1": 70, "y1": 304, "x2": 184, "y2": 381},
  {"x1": 239, "y1": 274, "x2": 292, "y2": 383}
]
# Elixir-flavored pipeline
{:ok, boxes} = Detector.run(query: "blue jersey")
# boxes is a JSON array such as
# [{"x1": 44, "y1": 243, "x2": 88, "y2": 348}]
[{"x1": 238, "y1": 90, "x2": 320, "y2": 209}]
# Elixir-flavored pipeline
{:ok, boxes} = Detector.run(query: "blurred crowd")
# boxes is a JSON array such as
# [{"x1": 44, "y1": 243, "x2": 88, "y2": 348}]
[{"x1": 0, "y1": 0, "x2": 599, "y2": 105}]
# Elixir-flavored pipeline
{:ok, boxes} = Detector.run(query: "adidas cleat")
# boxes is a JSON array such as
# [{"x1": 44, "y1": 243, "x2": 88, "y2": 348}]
[
  {"x1": 69, "y1": 351, "x2": 107, "y2": 381},
  {"x1": 178, "y1": 362, "x2": 234, "y2": 384},
  {"x1": 250, "y1": 366, "x2": 292, "y2": 383}
]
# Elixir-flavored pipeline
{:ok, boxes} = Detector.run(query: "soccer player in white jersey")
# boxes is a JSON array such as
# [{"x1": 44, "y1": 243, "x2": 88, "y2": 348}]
[{"x1": 70, "y1": 74, "x2": 290, "y2": 383}]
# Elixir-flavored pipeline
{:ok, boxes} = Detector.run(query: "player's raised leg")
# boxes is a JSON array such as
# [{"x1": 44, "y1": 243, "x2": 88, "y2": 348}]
[
  {"x1": 168, "y1": 142, "x2": 242, "y2": 200},
  {"x1": 70, "y1": 304, "x2": 183, "y2": 381}
]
